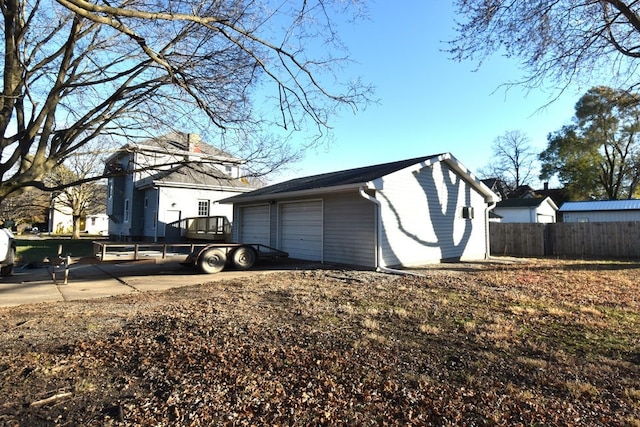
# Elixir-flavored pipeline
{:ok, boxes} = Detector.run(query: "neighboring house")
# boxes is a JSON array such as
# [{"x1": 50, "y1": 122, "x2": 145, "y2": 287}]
[
  {"x1": 535, "y1": 182, "x2": 570, "y2": 208},
  {"x1": 49, "y1": 201, "x2": 73, "y2": 234},
  {"x1": 222, "y1": 153, "x2": 499, "y2": 269},
  {"x1": 48, "y1": 197, "x2": 109, "y2": 235},
  {"x1": 492, "y1": 197, "x2": 558, "y2": 223},
  {"x1": 84, "y1": 214, "x2": 110, "y2": 235},
  {"x1": 559, "y1": 199, "x2": 640, "y2": 222},
  {"x1": 481, "y1": 178, "x2": 508, "y2": 201},
  {"x1": 105, "y1": 131, "x2": 256, "y2": 241}
]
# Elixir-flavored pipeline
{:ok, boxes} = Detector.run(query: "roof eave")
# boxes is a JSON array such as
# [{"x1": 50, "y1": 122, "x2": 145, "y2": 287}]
[
  {"x1": 136, "y1": 179, "x2": 254, "y2": 192},
  {"x1": 440, "y1": 154, "x2": 500, "y2": 203},
  {"x1": 221, "y1": 182, "x2": 373, "y2": 204}
]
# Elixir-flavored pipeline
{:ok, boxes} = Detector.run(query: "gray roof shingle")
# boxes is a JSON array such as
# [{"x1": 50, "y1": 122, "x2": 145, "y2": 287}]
[
  {"x1": 223, "y1": 155, "x2": 444, "y2": 201},
  {"x1": 222, "y1": 152, "x2": 500, "y2": 204}
]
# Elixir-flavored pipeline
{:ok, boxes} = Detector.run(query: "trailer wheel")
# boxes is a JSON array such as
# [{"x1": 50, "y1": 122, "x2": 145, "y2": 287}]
[
  {"x1": 231, "y1": 246, "x2": 257, "y2": 270},
  {"x1": 198, "y1": 248, "x2": 227, "y2": 274}
]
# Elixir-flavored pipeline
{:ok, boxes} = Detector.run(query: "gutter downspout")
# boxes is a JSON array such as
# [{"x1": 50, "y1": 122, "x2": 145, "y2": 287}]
[
  {"x1": 154, "y1": 187, "x2": 160, "y2": 243},
  {"x1": 485, "y1": 201, "x2": 497, "y2": 259},
  {"x1": 359, "y1": 187, "x2": 417, "y2": 276}
]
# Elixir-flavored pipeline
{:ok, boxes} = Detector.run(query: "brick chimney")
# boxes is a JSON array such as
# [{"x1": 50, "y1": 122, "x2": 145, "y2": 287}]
[{"x1": 187, "y1": 133, "x2": 201, "y2": 153}]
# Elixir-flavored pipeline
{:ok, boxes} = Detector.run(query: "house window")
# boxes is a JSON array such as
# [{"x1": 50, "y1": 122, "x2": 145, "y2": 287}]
[
  {"x1": 198, "y1": 200, "x2": 210, "y2": 216},
  {"x1": 124, "y1": 199, "x2": 130, "y2": 223},
  {"x1": 144, "y1": 198, "x2": 148, "y2": 208}
]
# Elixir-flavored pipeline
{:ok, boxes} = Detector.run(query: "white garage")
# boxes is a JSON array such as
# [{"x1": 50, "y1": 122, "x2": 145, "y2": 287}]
[
  {"x1": 223, "y1": 153, "x2": 499, "y2": 269},
  {"x1": 279, "y1": 200, "x2": 323, "y2": 261}
]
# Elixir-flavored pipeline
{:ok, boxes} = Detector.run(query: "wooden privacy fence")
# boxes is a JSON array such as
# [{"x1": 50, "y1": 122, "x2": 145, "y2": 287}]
[{"x1": 490, "y1": 222, "x2": 640, "y2": 259}]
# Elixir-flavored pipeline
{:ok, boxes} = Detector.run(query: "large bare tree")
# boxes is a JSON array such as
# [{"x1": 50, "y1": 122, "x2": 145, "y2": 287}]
[
  {"x1": 479, "y1": 130, "x2": 538, "y2": 194},
  {"x1": 49, "y1": 150, "x2": 107, "y2": 238},
  {"x1": 449, "y1": 1, "x2": 640, "y2": 93},
  {"x1": 0, "y1": 0, "x2": 372, "y2": 201}
]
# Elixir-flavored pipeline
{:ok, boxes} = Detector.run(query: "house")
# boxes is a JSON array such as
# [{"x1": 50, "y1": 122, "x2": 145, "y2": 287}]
[
  {"x1": 481, "y1": 178, "x2": 508, "y2": 200},
  {"x1": 48, "y1": 191, "x2": 108, "y2": 235},
  {"x1": 105, "y1": 131, "x2": 256, "y2": 241},
  {"x1": 492, "y1": 197, "x2": 558, "y2": 223},
  {"x1": 535, "y1": 182, "x2": 570, "y2": 208},
  {"x1": 84, "y1": 214, "x2": 109, "y2": 235},
  {"x1": 222, "y1": 153, "x2": 499, "y2": 269},
  {"x1": 559, "y1": 199, "x2": 640, "y2": 222}
]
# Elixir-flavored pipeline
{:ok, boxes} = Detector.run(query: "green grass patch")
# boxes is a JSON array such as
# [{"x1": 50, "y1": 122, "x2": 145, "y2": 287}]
[{"x1": 15, "y1": 238, "x2": 97, "y2": 264}]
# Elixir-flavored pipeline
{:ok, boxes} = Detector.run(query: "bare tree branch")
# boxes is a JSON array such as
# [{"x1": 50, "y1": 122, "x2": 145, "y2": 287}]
[{"x1": 0, "y1": 0, "x2": 373, "y2": 201}]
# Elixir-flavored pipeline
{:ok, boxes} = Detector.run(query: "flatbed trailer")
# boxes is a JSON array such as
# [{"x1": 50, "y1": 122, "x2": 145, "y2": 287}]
[{"x1": 93, "y1": 241, "x2": 288, "y2": 274}]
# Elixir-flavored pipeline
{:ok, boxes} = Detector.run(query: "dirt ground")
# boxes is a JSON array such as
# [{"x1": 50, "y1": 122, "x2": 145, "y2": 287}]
[{"x1": 1, "y1": 258, "x2": 639, "y2": 426}]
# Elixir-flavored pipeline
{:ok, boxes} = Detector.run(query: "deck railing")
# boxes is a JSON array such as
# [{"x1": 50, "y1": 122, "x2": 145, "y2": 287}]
[{"x1": 166, "y1": 216, "x2": 231, "y2": 242}]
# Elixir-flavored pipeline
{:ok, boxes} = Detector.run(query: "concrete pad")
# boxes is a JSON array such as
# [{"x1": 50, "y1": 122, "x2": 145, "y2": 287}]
[
  {"x1": 0, "y1": 268, "x2": 62, "y2": 307},
  {"x1": 0, "y1": 257, "x2": 321, "y2": 308}
]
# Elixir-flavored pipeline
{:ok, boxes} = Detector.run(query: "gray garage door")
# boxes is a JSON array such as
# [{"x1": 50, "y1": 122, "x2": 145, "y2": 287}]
[
  {"x1": 279, "y1": 200, "x2": 323, "y2": 261},
  {"x1": 238, "y1": 204, "x2": 270, "y2": 246}
]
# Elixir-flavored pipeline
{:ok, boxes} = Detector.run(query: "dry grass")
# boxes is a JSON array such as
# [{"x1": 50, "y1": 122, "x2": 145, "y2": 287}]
[{"x1": 0, "y1": 258, "x2": 639, "y2": 426}]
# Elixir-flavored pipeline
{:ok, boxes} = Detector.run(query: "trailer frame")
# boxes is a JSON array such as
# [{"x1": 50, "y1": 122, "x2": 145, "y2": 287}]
[{"x1": 93, "y1": 241, "x2": 288, "y2": 274}]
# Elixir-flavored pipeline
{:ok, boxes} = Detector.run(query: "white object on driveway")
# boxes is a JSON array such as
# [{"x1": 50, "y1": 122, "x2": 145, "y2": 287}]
[{"x1": 0, "y1": 228, "x2": 16, "y2": 276}]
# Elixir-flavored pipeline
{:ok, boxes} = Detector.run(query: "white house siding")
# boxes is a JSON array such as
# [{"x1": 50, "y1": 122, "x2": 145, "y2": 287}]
[
  {"x1": 323, "y1": 193, "x2": 376, "y2": 267},
  {"x1": 376, "y1": 162, "x2": 488, "y2": 266},
  {"x1": 238, "y1": 204, "x2": 271, "y2": 246},
  {"x1": 85, "y1": 214, "x2": 109, "y2": 235},
  {"x1": 537, "y1": 201, "x2": 557, "y2": 223},
  {"x1": 152, "y1": 187, "x2": 238, "y2": 240},
  {"x1": 493, "y1": 207, "x2": 535, "y2": 223},
  {"x1": 494, "y1": 202, "x2": 557, "y2": 223},
  {"x1": 279, "y1": 200, "x2": 323, "y2": 261}
]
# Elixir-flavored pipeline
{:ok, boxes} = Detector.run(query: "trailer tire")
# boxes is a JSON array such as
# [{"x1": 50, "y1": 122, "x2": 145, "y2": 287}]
[
  {"x1": 231, "y1": 246, "x2": 257, "y2": 270},
  {"x1": 198, "y1": 248, "x2": 227, "y2": 274}
]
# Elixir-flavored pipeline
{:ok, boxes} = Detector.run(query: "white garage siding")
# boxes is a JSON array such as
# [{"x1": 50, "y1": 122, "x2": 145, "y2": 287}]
[
  {"x1": 238, "y1": 204, "x2": 271, "y2": 246},
  {"x1": 279, "y1": 200, "x2": 323, "y2": 261},
  {"x1": 376, "y1": 162, "x2": 488, "y2": 266},
  {"x1": 323, "y1": 193, "x2": 376, "y2": 267}
]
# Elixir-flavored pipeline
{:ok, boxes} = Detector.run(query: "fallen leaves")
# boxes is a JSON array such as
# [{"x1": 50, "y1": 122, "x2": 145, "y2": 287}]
[{"x1": 0, "y1": 260, "x2": 639, "y2": 425}]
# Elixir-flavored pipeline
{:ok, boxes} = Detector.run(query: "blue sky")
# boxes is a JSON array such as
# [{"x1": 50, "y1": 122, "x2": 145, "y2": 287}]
[{"x1": 271, "y1": 2, "x2": 585, "y2": 185}]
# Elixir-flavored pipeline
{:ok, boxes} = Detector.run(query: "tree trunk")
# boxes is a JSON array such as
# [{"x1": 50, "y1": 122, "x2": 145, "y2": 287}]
[{"x1": 72, "y1": 215, "x2": 81, "y2": 239}]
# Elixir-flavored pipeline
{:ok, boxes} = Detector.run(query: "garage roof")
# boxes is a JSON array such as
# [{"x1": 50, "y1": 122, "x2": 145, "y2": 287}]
[
  {"x1": 496, "y1": 197, "x2": 558, "y2": 210},
  {"x1": 222, "y1": 152, "x2": 499, "y2": 203}
]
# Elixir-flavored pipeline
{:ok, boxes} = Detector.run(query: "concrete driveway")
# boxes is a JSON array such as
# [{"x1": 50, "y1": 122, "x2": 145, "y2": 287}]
[{"x1": 0, "y1": 258, "x2": 312, "y2": 308}]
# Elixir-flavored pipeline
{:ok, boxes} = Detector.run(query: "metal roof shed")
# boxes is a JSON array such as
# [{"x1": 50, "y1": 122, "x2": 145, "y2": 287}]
[{"x1": 559, "y1": 200, "x2": 640, "y2": 222}]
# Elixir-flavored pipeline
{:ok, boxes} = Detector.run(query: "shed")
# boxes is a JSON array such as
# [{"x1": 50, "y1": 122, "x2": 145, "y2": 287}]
[
  {"x1": 492, "y1": 197, "x2": 558, "y2": 223},
  {"x1": 559, "y1": 199, "x2": 640, "y2": 222},
  {"x1": 223, "y1": 153, "x2": 499, "y2": 269}
]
